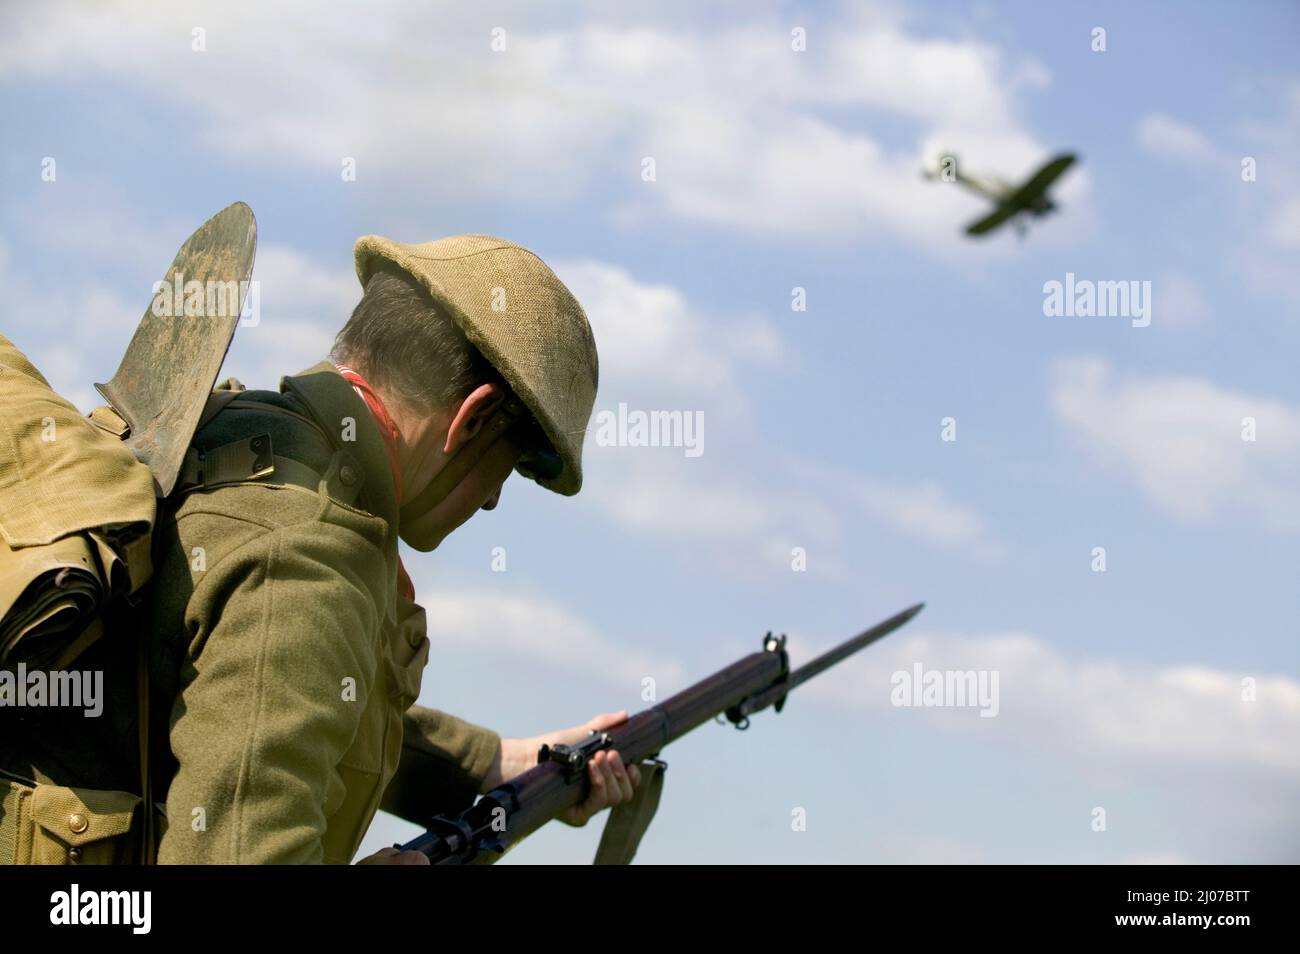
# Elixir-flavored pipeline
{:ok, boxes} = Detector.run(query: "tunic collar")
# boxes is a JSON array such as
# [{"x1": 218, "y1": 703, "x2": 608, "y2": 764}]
[{"x1": 279, "y1": 361, "x2": 400, "y2": 538}]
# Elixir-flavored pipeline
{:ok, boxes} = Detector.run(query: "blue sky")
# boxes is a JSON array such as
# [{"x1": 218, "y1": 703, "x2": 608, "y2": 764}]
[{"x1": 2, "y1": 0, "x2": 1297, "y2": 863}]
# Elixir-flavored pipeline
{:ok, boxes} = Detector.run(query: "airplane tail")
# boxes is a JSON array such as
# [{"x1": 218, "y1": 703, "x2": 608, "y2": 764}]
[{"x1": 922, "y1": 150, "x2": 961, "y2": 182}]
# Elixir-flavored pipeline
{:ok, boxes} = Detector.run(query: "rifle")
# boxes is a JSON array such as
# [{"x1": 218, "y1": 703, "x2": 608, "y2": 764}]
[{"x1": 398, "y1": 602, "x2": 924, "y2": 864}]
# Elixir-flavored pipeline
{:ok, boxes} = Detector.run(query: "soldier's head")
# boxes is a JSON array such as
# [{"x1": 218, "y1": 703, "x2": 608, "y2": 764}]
[{"x1": 336, "y1": 235, "x2": 598, "y2": 551}]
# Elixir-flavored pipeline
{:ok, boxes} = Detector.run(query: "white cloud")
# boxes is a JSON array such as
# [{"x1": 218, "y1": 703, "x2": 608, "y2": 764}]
[
  {"x1": 560, "y1": 258, "x2": 1003, "y2": 566},
  {"x1": 413, "y1": 587, "x2": 686, "y2": 693},
  {"x1": 410, "y1": 582, "x2": 1300, "y2": 778},
  {"x1": 1127, "y1": 89, "x2": 1300, "y2": 302},
  {"x1": 0, "y1": 2, "x2": 1077, "y2": 252},
  {"x1": 1136, "y1": 114, "x2": 1220, "y2": 164},
  {"x1": 203, "y1": 245, "x2": 355, "y2": 388},
  {"x1": 579, "y1": 448, "x2": 855, "y2": 584},
  {"x1": 843, "y1": 475, "x2": 1008, "y2": 561},
  {"x1": 554, "y1": 258, "x2": 782, "y2": 423},
  {"x1": 1255, "y1": 92, "x2": 1300, "y2": 251},
  {"x1": 1155, "y1": 271, "x2": 1212, "y2": 328},
  {"x1": 10, "y1": 192, "x2": 1004, "y2": 571},
  {"x1": 26, "y1": 193, "x2": 161, "y2": 268},
  {"x1": 587, "y1": 451, "x2": 839, "y2": 539},
  {"x1": 253, "y1": 245, "x2": 359, "y2": 317},
  {"x1": 0, "y1": 239, "x2": 138, "y2": 410},
  {"x1": 1268, "y1": 196, "x2": 1300, "y2": 247},
  {"x1": 800, "y1": 627, "x2": 1300, "y2": 776},
  {"x1": 1, "y1": 235, "x2": 353, "y2": 409},
  {"x1": 581, "y1": 445, "x2": 1004, "y2": 576},
  {"x1": 1050, "y1": 357, "x2": 1300, "y2": 530},
  {"x1": 1242, "y1": 256, "x2": 1300, "y2": 305}
]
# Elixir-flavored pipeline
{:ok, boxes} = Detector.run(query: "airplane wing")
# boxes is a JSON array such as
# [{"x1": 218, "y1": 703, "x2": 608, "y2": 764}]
[
  {"x1": 965, "y1": 203, "x2": 1019, "y2": 236},
  {"x1": 1010, "y1": 153, "x2": 1076, "y2": 206},
  {"x1": 964, "y1": 153, "x2": 1076, "y2": 236}
]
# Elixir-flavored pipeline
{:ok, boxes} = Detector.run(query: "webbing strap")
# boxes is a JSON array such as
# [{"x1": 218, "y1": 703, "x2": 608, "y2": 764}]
[
  {"x1": 196, "y1": 388, "x2": 242, "y2": 432},
  {"x1": 592, "y1": 759, "x2": 666, "y2": 865},
  {"x1": 177, "y1": 434, "x2": 274, "y2": 491},
  {"x1": 176, "y1": 436, "x2": 363, "y2": 511},
  {"x1": 137, "y1": 624, "x2": 154, "y2": 864}
]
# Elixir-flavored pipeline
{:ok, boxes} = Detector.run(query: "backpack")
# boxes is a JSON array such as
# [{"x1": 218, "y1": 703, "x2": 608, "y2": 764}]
[
  {"x1": 1, "y1": 202, "x2": 257, "y2": 864},
  {"x1": 0, "y1": 334, "x2": 157, "y2": 671},
  {"x1": 0, "y1": 333, "x2": 162, "y2": 863}
]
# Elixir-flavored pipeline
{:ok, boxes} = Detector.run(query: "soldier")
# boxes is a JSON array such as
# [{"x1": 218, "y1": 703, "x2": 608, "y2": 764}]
[{"x1": 142, "y1": 233, "x2": 641, "y2": 863}]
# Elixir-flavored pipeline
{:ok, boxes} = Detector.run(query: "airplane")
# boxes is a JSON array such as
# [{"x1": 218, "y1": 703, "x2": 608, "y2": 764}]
[{"x1": 923, "y1": 151, "x2": 1078, "y2": 237}]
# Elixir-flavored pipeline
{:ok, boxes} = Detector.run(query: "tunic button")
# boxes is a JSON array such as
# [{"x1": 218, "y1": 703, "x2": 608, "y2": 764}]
[
  {"x1": 68, "y1": 813, "x2": 88, "y2": 833},
  {"x1": 340, "y1": 464, "x2": 358, "y2": 487},
  {"x1": 68, "y1": 848, "x2": 82, "y2": 862}
]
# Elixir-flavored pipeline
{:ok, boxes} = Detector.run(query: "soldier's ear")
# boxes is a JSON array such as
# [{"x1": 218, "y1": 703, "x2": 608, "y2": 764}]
[{"x1": 443, "y1": 383, "x2": 506, "y2": 454}]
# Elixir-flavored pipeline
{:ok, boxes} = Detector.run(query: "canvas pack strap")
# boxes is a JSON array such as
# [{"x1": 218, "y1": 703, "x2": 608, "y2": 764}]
[
  {"x1": 137, "y1": 623, "x2": 155, "y2": 864},
  {"x1": 175, "y1": 435, "x2": 363, "y2": 507},
  {"x1": 175, "y1": 396, "x2": 365, "y2": 506}
]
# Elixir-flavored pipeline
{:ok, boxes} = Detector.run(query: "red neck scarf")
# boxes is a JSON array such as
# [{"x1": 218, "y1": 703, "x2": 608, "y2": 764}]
[{"x1": 335, "y1": 364, "x2": 414, "y2": 601}]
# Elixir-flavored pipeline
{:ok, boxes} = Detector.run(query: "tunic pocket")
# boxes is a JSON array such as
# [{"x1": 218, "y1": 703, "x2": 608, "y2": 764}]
[
  {"x1": 2, "y1": 778, "x2": 143, "y2": 864},
  {"x1": 385, "y1": 599, "x2": 429, "y2": 711}
]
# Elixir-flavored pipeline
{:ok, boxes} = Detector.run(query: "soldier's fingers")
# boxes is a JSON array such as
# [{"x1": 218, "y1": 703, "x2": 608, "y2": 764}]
[
  {"x1": 588, "y1": 753, "x2": 607, "y2": 791},
  {"x1": 608, "y1": 751, "x2": 633, "y2": 802},
  {"x1": 628, "y1": 762, "x2": 642, "y2": 787},
  {"x1": 593, "y1": 754, "x2": 620, "y2": 807}
]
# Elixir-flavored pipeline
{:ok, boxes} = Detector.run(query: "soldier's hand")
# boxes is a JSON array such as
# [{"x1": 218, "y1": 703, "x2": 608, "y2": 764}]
[
  {"x1": 516, "y1": 710, "x2": 643, "y2": 828},
  {"x1": 486, "y1": 711, "x2": 643, "y2": 825},
  {"x1": 501, "y1": 712, "x2": 639, "y2": 831},
  {"x1": 559, "y1": 745, "x2": 642, "y2": 828},
  {"x1": 357, "y1": 846, "x2": 430, "y2": 865}
]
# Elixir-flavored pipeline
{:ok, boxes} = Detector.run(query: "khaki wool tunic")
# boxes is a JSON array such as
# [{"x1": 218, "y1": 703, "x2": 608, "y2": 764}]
[{"x1": 147, "y1": 363, "x2": 500, "y2": 864}]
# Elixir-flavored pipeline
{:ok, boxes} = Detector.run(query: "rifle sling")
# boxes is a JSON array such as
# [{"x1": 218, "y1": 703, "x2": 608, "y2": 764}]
[{"x1": 592, "y1": 759, "x2": 666, "y2": 865}]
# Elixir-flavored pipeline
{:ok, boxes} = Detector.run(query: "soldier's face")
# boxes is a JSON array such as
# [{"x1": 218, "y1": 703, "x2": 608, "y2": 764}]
[{"x1": 398, "y1": 421, "x2": 526, "y2": 551}]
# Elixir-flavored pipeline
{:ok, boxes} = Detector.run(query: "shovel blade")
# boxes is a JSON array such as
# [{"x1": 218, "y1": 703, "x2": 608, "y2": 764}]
[{"x1": 95, "y1": 201, "x2": 257, "y2": 496}]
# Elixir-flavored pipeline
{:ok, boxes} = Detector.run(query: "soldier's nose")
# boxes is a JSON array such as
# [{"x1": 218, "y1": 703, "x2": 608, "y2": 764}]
[{"x1": 482, "y1": 488, "x2": 501, "y2": 511}]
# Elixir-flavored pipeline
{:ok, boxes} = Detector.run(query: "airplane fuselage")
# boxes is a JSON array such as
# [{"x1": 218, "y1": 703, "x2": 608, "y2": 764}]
[{"x1": 954, "y1": 171, "x2": 1054, "y2": 216}]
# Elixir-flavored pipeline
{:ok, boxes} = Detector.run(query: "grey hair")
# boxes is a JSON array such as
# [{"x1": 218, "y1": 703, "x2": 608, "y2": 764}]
[{"x1": 329, "y1": 265, "x2": 502, "y2": 413}]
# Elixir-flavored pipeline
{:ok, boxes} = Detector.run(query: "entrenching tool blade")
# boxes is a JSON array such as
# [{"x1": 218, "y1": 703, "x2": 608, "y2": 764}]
[{"x1": 95, "y1": 201, "x2": 257, "y2": 496}]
